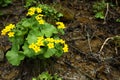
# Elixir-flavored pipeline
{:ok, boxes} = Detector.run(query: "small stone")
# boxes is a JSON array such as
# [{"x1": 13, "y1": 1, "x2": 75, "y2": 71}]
[{"x1": 75, "y1": 55, "x2": 81, "y2": 60}]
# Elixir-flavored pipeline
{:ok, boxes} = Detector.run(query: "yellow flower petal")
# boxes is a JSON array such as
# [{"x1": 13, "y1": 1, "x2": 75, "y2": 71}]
[
  {"x1": 38, "y1": 19, "x2": 45, "y2": 24},
  {"x1": 8, "y1": 32, "x2": 15, "y2": 37},
  {"x1": 63, "y1": 44, "x2": 68, "y2": 52},
  {"x1": 29, "y1": 43, "x2": 41, "y2": 53},
  {"x1": 56, "y1": 22, "x2": 65, "y2": 29},
  {"x1": 36, "y1": 7, "x2": 42, "y2": 13},
  {"x1": 47, "y1": 42, "x2": 54, "y2": 49}
]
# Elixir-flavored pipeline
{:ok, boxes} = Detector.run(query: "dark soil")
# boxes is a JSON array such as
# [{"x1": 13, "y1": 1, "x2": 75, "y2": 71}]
[{"x1": 0, "y1": 0, "x2": 120, "y2": 80}]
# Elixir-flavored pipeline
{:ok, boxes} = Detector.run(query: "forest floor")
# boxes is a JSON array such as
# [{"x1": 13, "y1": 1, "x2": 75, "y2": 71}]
[{"x1": 0, "y1": 0, "x2": 120, "y2": 80}]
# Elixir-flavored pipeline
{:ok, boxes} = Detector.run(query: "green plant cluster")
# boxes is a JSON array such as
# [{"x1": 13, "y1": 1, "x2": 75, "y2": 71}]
[
  {"x1": 32, "y1": 72, "x2": 62, "y2": 80},
  {"x1": 116, "y1": 18, "x2": 120, "y2": 22},
  {"x1": 0, "y1": 0, "x2": 12, "y2": 7},
  {"x1": 24, "y1": 0, "x2": 63, "y2": 21},
  {"x1": 93, "y1": 0, "x2": 106, "y2": 19},
  {"x1": 1, "y1": 4, "x2": 68, "y2": 66},
  {"x1": 38, "y1": 4, "x2": 63, "y2": 21},
  {"x1": 112, "y1": 36, "x2": 120, "y2": 47},
  {"x1": 25, "y1": 0, "x2": 38, "y2": 8}
]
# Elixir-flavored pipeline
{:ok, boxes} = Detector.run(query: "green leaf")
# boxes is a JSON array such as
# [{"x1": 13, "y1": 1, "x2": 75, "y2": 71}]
[
  {"x1": 116, "y1": 18, "x2": 120, "y2": 22},
  {"x1": 16, "y1": 30, "x2": 24, "y2": 36},
  {"x1": 95, "y1": 11, "x2": 104, "y2": 19},
  {"x1": 26, "y1": 33, "x2": 38, "y2": 44},
  {"x1": 6, "y1": 50, "x2": 25, "y2": 66},
  {"x1": 59, "y1": 29, "x2": 65, "y2": 35},
  {"x1": 27, "y1": 29, "x2": 43, "y2": 44},
  {"x1": 32, "y1": 78, "x2": 36, "y2": 80},
  {"x1": 39, "y1": 72, "x2": 53, "y2": 80},
  {"x1": 22, "y1": 19, "x2": 31, "y2": 28},
  {"x1": 9, "y1": 36, "x2": 24, "y2": 51},
  {"x1": 22, "y1": 43, "x2": 35, "y2": 58},
  {"x1": 44, "y1": 48, "x2": 56, "y2": 58},
  {"x1": 25, "y1": 0, "x2": 37, "y2": 8},
  {"x1": 55, "y1": 50, "x2": 63, "y2": 57},
  {"x1": 54, "y1": 44, "x2": 63, "y2": 57},
  {"x1": 15, "y1": 36, "x2": 24, "y2": 45},
  {"x1": 41, "y1": 23, "x2": 58, "y2": 37},
  {"x1": 53, "y1": 74, "x2": 62, "y2": 80},
  {"x1": 15, "y1": 27, "x2": 28, "y2": 36},
  {"x1": 37, "y1": 48, "x2": 47, "y2": 59},
  {"x1": 0, "y1": 0, "x2": 12, "y2": 7},
  {"x1": 57, "y1": 13, "x2": 63, "y2": 18}
]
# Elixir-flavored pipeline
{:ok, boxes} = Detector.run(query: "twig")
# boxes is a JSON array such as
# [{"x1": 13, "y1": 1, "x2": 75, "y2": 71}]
[
  {"x1": 66, "y1": 36, "x2": 85, "y2": 41},
  {"x1": 115, "y1": 0, "x2": 118, "y2": 6},
  {"x1": 115, "y1": 47, "x2": 118, "y2": 55},
  {"x1": 85, "y1": 25, "x2": 92, "y2": 53},
  {"x1": 103, "y1": 3, "x2": 109, "y2": 24},
  {"x1": 99, "y1": 37, "x2": 113, "y2": 53},
  {"x1": 87, "y1": 32, "x2": 92, "y2": 53},
  {"x1": 57, "y1": 59, "x2": 96, "y2": 80},
  {"x1": 21, "y1": 0, "x2": 24, "y2": 7}
]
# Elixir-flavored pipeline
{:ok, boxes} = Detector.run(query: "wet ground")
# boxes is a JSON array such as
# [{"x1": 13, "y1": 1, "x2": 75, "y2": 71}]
[{"x1": 0, "y1": 0, "x2": 120, "y2": 80}]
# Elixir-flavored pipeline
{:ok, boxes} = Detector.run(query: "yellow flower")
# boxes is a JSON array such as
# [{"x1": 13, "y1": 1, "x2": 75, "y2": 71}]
[
  {"x1": 36, "y1": 41, "x2": 44, "y2": 46},
  {"x1": 8, "y1": 32, "x2": 15, "y2": 37},
  {"x1": 1, "y1": 24, "x2": 15, "y2": 36},
  {"x1": 37, "y1": 14, "x2": 44, "y2": 17},
  {"x1": 27, "y1": 11, "x2": 35, "y2": 16},
  {"x1": 35, "y1": 15, "x2": 41, "y2": 20},
  {"x1": 27, "y1": 7, "x2": 42, "y2": 16},
  {"x1": 63, "y1": 44, "x2": 68, "y2": 52},
  {"x1": 59, "y1": 39, "x2": 65, "y2": 44},
  {"x1": 37, "y1": 36, "x2": 44, "y2": 41},
  {"x1": 33, "y1": 45, "x2": 41, "y2": 53},
  {"x1": 27, "y1": 7, "x2": 36, "y2": 16},
  {"x1": 8, "y1": 24, "x2": 15, "y2": 29},
  {"x1": 29, "y1": 43, "x2": 40, "y2": 53},
  {"x1": 38, "y1": 19, "x2": 45, "y2": 24},
  {"x1": 56, "y1": 22, "x2": 65, "y2": 29},
  {"x1": 35, "y1": 14, "x2": 43, "y2": 20},
  {"x1": 35, "y1": 14, "x2": 45, "y2": 24},
  {"x1": 4, "y1": 24, "x2": 15, "y2": 31},
  {"x1": 45, "y1": 38, "x2": 54, "y2": 42},
  {"x1": 1, "y1": 29, "x2": 7, "y2": 35},
  {"x1": 36, "y1": 36, "x2": 44, "y2": 46},
  {"x1": 5, "y1": 28, "x2": 11, "y2": 32},
  {"x1": 36, "y1": 7, "x2": 42, "y2": 13},
  {"x1": 47, "y1": 42, "x2": 54, "y2": 49},
  {"x1": 29, "y1": 7, "x2": 36, "y2": 12},
  {"x1": 54, "y1": 40, "x2": 59, "y2": 43},
  {"x1": 54, "y1": 39, "x2": 65, "y2": 44},
  {"x1": 29, "y1": 43, "x2": 36, "y2": 49}
]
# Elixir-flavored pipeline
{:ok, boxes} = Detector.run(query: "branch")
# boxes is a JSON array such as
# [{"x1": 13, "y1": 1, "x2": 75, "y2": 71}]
[
  {"x1": 103, "y1": 3, "x2": 109, "y2": 24},
  {"x1": 99, "y1": 37, "x2": 113, "y2": 53}
]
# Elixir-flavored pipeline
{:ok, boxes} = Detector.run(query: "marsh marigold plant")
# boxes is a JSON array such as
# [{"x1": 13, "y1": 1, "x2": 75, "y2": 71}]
[{"x1": 1, "y1": 5, "x2": 68, "y2": 66}]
